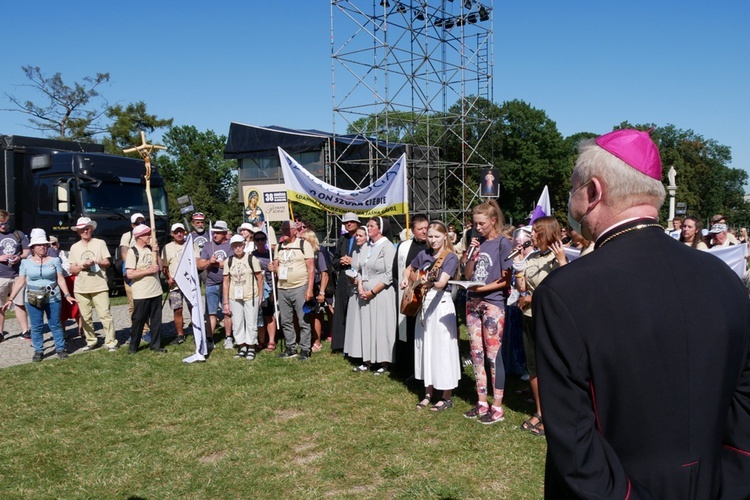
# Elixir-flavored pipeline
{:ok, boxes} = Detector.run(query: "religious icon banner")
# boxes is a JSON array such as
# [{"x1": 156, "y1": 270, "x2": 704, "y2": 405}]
[{"x1": 242, "y1": 184, "x2": 290, "y2": 223}]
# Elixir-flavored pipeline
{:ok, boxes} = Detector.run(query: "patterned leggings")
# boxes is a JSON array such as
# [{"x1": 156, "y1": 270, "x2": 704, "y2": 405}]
[{"x1": 466, "y1": 297, "x2": 505, "y2": 402}]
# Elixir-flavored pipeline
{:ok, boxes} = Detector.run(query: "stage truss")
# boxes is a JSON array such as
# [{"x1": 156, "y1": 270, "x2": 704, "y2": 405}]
[{"x1": 330, "y1": 0, "x2": 494, "y2": 228}]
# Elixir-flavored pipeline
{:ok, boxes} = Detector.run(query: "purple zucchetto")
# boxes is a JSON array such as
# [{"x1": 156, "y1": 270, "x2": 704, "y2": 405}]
[{"x1": 595, "y1": 129, "x2": 662, "y2": 180}]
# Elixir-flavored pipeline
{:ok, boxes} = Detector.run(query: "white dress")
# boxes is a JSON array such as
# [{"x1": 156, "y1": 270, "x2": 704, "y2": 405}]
[
  {"x1": 343, "y1": 248, "x2": 364, "y2": 358},
  {"x1": 414, "y1": 286, "x2": 461, "y2": 390}
]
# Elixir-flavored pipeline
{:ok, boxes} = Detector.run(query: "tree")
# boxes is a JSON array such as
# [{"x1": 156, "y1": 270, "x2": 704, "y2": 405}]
[
  {"x1": 493, "y1": 100, "x2": 569, "y2": 223},
  {"x1": 617, "y1": 123, "x2": 747, "y2": 226},
  {"x1": 155, "y1": 126, "x2": 240, "y2": 229},
  {"x1": 102, "y1": 101, "x2": 173, "y2": 154},
  {"x1": 3, "y1": 65, "x2": 110, "y2": 139}
]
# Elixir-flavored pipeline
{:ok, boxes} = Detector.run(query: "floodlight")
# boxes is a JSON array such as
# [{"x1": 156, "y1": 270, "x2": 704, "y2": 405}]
[{"x1": 479, "y1": 6, "x2": 489, "y2": 21}]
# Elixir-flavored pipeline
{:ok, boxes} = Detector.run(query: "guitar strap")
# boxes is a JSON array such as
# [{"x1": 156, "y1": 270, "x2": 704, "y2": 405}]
[{"x1": 429, "y1": 248, "x2": 449, "y2": 274}]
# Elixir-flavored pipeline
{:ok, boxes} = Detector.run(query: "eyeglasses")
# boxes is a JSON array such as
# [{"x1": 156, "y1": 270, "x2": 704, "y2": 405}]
[
  {"x1": 254, "y1": 237, "x2": 267, "y2": 242},
  {"x1": 50, "y1": 242, "x2": 59, "y2": 246}
]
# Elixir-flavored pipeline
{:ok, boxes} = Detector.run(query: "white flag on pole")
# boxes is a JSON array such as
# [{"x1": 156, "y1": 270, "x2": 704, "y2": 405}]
[{"x1": 174, "y1": 234, "x2": 208, "y2": 363}]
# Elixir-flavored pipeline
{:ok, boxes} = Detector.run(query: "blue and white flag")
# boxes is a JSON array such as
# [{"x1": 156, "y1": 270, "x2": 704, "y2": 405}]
[
  {"x1": 174, "y1": 234, "x2": 207, "y2": 363},
  {"x1": 529, "y1": 185, "x2": 550, "y2": 224}
]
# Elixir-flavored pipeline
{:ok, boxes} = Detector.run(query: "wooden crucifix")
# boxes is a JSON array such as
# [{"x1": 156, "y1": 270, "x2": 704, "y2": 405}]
[{"x1": 123, "y1": 131, "x2": 166, "y2": 244}]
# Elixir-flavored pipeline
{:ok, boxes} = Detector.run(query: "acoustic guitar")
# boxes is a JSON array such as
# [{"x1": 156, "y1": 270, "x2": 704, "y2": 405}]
[{"x1": 400, "y1": 267, "x2": 440, "y2": 317}]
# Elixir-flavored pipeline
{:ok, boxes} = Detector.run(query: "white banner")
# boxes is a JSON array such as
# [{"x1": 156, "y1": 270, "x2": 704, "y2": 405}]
[
  {"x1": 706, "y1": 244, "x2": 748, "y2": 279},
  {"x1": 278, "y1": 147, "x2": 408, "y2": 216},
  {"x1": 565, "y1": 240, "x2": 748, "y2": 279},
  {"x1": 174, "y1": 234, "x2": 208, "y2": 363}
]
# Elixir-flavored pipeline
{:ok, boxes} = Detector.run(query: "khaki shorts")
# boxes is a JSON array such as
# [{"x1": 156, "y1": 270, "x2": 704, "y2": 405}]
[{"x1": 0, "y1": 276, "x2": 26, "y2": 308}]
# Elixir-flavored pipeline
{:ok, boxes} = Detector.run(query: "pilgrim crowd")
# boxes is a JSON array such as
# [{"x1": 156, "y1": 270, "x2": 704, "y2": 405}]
[{"x1": 1, "y1": 129, "x2": 749, "y2": 497}]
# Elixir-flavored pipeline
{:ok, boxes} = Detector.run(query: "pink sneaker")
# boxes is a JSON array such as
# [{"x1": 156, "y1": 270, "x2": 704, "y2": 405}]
[{"x1": 479, "y1": 405, "x2": 505, "y2": 425}]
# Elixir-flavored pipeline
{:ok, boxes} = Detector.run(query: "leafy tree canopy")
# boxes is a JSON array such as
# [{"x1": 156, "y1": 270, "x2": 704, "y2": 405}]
[
  {"x1": 103, "y1": 101, "x2": 173, "y2": 154},
  {"x1": 616, "y1": 122, "x2": 748, "y2": 226},
  {"x1": 155, "y1": 125, "x2": 239, "y2": 229}
]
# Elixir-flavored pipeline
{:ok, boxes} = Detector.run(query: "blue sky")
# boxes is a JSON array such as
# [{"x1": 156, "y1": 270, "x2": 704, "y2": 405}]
[{"x1": 1, "y1": 1, "x2": 748, "y2": 184}]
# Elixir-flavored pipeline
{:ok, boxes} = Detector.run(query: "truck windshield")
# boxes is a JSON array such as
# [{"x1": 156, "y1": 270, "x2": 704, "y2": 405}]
[{"x1": 81, "y1": 182, "x2": 168, "y2": 216}]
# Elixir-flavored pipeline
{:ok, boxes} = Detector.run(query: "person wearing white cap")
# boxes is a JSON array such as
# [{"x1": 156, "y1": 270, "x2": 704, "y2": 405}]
[
  {"x1": 223, "y1": 234, "x2": 263, "y2": 359},
  {"x1": 0, "y1": 209, "x2": 31, "y2": 342},
  {"x1": 2, "y1": 229, "x2": 76, "y2": 361},
  {"x1": 68, "y1": 217, "x2": 117, "y2": 351},
  {"x1": 237, "y1": 222, "x2": 256, "y2": 253},
  {"x1": 708, "y1": 223, "x2": 733, "y2": 248},
  {"x1": 535, "y1": 130, "x2": 750, "y2": 497},
  {"x1": 125, "y1": 224, "x2": 165, "y2": 353},
  {"x1": 161, "y1": 223, "x2": 189, "y2": 344},
  {"x1": 197, "y1": 220, "x2": 233, "y2": 348}
]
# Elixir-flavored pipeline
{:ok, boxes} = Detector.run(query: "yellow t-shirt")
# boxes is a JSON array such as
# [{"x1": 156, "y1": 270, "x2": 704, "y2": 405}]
[
  {"x1": 161, "y1": 241, "x2": 186, "y2": 290},
  {"x1": 119, "y1": 231, "x2": 134, "y2": 250},
  {"x1": 68, "y1": 238, "x2": 110, "y2": 294},
  {"x1": 276, "y1": 238, "x2": 314, "y2": 290},
  {"x1": 222, "y1": 252, "x2": 262, "y2": 301},
  {"x1": 125, "y1": 245, "x2": 162, "y2": 299}
]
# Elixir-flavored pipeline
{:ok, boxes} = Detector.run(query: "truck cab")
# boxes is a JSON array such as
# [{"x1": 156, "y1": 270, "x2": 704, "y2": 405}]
[{"x1": 1, "y1": 135, "x2": 169, "y2": 292}]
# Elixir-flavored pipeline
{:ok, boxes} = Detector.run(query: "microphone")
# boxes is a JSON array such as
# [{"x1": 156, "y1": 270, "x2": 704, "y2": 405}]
[
  {"x1": 505, "y1": 240, "x2": 532, "y2": 261},
  {"x1": 466, "y1": 245, "x2": 477, "y2": 261}
]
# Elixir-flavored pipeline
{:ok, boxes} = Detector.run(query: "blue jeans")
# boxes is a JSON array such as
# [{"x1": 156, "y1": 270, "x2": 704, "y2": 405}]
[
  {"x1": 26, "y1": 298, "x2": 65, "y2": 353},
  {"x1": 205, "y1": 284, "x2": 224, "y2": 319}
]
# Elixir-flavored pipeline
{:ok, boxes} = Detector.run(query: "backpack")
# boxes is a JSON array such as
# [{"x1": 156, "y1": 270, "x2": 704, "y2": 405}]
[{"x1": 122, "y1": 245, "x2": 144, "y2": 286}]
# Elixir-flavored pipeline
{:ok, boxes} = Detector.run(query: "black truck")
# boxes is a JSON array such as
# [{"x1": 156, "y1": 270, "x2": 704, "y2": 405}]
[{"x1": 0, "y1": 135, "x2": 170, "y2": 292}]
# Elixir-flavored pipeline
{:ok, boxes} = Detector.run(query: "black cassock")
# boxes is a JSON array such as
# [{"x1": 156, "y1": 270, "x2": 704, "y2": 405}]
[
  {"x1": 330, "y1": 231, "x2": 357, "y2": 351},
  {"x1": 534, "y1": 219, "x2": 750, "y2": 499}
]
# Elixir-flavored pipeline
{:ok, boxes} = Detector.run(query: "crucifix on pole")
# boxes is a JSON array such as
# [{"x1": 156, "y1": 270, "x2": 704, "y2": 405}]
[{"x1": 123, "y1": 131, "x2": 166, "y2": 244}]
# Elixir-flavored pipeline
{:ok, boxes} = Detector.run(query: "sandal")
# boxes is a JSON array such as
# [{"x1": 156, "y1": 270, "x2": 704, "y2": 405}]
[
  {"x1": 529, "y1": 420, "x2": 545, "y2": 436},
  {"x1": 312, "y1": 343, "x2": 322, "y2": 352},
  {"x1": 415, "y1": 397, "x2": 431, "y2": 410},
  {"x1": 266, "y1": 342, "x2": 276, "y2": 352},
  {"x1": 522, "y1": 414, "x2": 545, "y2": 436},
  {"x1": 352, "y1": 364, "x2": 369, "y2": 372},
  {"x1": 521, "y1": 412, "x2": 542, "y2": 431},
  {"x1": 430, "y1": 399, "x2": 453, "y2": 412}
]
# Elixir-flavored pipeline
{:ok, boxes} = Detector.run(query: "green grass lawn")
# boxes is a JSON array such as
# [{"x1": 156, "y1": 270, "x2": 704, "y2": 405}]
[{"x1": 0, "y1": 330, "x2": 546, "y2": 498}]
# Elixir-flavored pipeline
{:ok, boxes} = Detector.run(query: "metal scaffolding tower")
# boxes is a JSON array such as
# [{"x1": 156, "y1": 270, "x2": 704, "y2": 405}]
[{"x1": 330, "y1": 0, "x2": 494, "y2": 226}]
